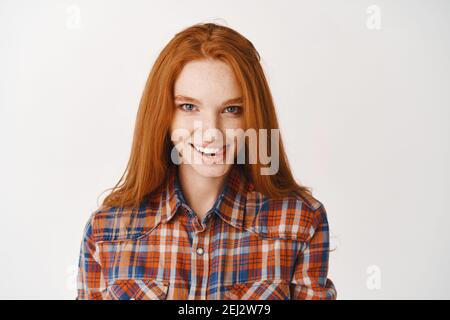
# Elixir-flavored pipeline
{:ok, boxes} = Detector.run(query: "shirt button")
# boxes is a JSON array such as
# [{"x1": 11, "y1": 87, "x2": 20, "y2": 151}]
[{"x1": 196, "y1": 247, "x2": 204, "y2": 255}]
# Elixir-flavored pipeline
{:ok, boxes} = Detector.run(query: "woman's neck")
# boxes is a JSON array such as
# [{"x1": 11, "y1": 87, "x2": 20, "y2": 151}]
[{"x1": 177, "y1": 165, "x2": 229, "y2": 220}]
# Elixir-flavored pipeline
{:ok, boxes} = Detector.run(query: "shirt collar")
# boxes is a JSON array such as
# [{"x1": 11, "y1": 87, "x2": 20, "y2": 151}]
[{"x1": 161, "y1": 165, "x2": 249, "y2": 229}]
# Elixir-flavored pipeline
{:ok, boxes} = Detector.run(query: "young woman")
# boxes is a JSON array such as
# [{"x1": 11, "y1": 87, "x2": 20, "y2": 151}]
[{"x1": 76, "y1": 23, "x2": 337, "y2": 300}]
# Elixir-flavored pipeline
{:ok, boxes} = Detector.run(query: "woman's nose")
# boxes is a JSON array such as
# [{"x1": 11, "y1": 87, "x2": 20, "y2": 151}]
[
  {"x1": 202, "y1": 113, "x2": 220, "y2": 130},
  {"x1": 194, "y1": 115, "x2": 223, "y2": 143}
]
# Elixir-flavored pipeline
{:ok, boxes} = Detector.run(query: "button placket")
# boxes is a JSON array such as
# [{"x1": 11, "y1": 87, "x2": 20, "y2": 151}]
[{"x1": 187, "y1": 225, "x2": 212, "y2": 300}]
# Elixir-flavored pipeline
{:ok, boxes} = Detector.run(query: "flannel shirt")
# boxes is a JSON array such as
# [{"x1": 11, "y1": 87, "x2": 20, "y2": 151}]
[{"x1": 76, "y1": 164, "x2": 337, "y2": 300}]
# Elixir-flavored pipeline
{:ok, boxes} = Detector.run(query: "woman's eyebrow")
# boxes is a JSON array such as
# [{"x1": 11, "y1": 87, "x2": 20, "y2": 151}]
[{"x1": 174, "y1": 95, "x2": 243, "y2": 105}]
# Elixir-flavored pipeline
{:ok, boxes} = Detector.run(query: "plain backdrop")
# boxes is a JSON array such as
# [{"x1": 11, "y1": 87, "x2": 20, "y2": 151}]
[{"x1": 1, "y1": 0, "x2": 449, "y2": 299}]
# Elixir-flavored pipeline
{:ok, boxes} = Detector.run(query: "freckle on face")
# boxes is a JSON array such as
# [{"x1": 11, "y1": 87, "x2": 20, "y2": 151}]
[{"x1": 170, "y1": 59, "x2": 244, "y2": 177}]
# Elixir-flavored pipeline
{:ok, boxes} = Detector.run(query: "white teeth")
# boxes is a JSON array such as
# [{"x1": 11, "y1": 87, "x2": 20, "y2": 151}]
[{"x1": 192, "y1": 144, "x2": 221, "y2": 154}]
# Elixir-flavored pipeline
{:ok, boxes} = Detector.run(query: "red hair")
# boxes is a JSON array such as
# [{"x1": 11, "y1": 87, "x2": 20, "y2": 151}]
[{"x1": 100, "y1": 22, "x2": 312, "y2": 209}]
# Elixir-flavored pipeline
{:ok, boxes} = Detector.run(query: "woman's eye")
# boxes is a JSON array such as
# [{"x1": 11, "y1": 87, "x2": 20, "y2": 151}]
[
  {"x1": 224, "y1": 106, "x2": 242, "y2": 114},
  {"x1": 179, "y1": 103, "x2": 197, "y2": 111}
]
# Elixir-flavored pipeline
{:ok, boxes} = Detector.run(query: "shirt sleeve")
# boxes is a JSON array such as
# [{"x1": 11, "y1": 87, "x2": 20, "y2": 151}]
[
  {"x1": 76, "y1": 212, "x2": 105, "y2": 300},
  {"x1": 290, "y1": 204, "x2": 337, "y2": 300}
]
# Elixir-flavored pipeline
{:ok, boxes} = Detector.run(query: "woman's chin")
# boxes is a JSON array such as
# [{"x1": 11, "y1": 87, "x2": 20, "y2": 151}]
[{"x1": 189, "y1": 163, "x2": 232, "y2": 178}]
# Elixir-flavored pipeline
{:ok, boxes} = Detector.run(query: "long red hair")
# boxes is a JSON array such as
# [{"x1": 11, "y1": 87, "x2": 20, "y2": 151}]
[{"x1": 100, "y1": 22, "x2": 312, "y2": 210}]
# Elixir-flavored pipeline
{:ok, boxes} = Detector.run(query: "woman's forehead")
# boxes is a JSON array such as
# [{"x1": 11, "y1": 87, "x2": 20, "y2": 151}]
[{"x1": 174, "y1": 60, "x2": 242, "y2": 106}]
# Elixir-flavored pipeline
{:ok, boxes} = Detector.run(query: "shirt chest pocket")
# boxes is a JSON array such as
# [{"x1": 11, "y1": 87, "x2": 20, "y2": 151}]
[
  {"x1": 106, "y1": 278, "x2": 169, "y2": 300},
  {"x1": 223, "y1": 279, "x2": 291, "y2": 300}
]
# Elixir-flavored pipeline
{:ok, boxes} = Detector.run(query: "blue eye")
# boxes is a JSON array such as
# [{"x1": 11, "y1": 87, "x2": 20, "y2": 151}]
[
  {"x1": 179, "y1": 103, "x2": 197, "y2": 111},
  {"x1": 224, "y1": 106, "x2": 242, "y2": 114}
]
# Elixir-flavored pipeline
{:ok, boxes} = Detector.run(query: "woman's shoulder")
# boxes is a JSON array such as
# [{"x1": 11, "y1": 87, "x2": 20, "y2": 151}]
[
  {"x1": 243, "y1": 189, "x2": 328, "y2": 243},
  {"x1": 83, "y1": 196, "x2": 162, "y2": 243}
]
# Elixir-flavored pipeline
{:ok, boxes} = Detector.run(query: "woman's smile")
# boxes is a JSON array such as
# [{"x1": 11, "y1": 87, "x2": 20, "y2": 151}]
[
  {"x1": 188, "y1": 142, "x2": 230, "y2": 165},
  {"x1": 189, "y1": 142, "x2": 228, "y2": 156}
]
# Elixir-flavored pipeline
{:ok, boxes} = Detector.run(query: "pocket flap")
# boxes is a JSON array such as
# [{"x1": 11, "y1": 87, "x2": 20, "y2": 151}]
[
  {"x1": 224, "y1": 279, "x2": 290, "y2": 300},
  {"x1": 107, "y1": 278, "x2": 169, "y2": 300}
]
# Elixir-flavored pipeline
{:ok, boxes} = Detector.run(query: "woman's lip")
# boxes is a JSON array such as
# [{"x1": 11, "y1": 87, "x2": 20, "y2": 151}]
[{"x1": 189, "y1": 143, "x2": 228, "y2": 155}]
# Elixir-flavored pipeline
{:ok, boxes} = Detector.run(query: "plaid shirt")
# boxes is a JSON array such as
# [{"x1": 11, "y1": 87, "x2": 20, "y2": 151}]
[{"x1": 76, "y1": 165, "x2": 337, "y2": 300}]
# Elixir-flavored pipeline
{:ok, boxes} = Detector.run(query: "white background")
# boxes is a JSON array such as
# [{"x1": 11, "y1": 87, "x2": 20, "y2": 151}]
[{"x1": 1, "y1": 0, "x2": 449, "y2": 299}]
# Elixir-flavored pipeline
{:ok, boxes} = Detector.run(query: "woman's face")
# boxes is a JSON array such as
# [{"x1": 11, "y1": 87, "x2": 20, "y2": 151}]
[{"x1": 170, "y1": 58, "x2": 245, "y2": 178}]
